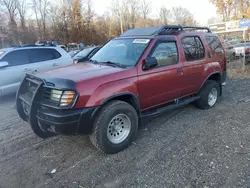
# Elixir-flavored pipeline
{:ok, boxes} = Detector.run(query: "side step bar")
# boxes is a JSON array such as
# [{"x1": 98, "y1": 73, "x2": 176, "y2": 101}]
[{"x1": 141, "y1": 96, "x2": 200, "y2": 118}]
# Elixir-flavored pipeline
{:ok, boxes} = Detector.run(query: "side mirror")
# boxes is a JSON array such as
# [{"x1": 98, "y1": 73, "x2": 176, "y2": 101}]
[
  {"x1": 0, "y1": 61, "x2": 9, "y2": 68},
  {"x1": 142, "y1": 57, "x2": 158, "y2": 70}
]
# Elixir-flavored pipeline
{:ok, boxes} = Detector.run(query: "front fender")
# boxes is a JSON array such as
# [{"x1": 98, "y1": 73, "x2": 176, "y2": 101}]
[{"x1": 85, "y1": 77, "x2": 138, "y2": 107}]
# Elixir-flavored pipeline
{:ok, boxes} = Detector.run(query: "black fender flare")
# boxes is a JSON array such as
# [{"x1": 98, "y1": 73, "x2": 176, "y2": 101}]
[
  {"x1": 198, "y1": 72, "x2": 222, "y2": 93},
  {"x1": 100, "y1": 92, "x2": 141, "y2": 115}
]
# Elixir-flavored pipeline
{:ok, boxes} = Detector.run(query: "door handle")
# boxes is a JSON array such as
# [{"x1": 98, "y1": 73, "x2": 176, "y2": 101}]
[
  {"x1": 53, "y1": 63, "x2": 58, "y2": 67},
  {"x1": 177, "y1": 68, "x2": 183, "y2": 73}
]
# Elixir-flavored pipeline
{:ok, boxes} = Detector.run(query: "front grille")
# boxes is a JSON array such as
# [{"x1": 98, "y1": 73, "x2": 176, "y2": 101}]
[{"x1": 19, "y1": 76, "x2": 43, "y2": 105}]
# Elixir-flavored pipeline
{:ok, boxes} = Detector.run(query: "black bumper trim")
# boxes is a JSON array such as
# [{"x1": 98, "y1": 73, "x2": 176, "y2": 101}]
[
  {"x1": 36, "y1": 106, "x2": 99, "y2": 135},
  {"x1": 221, "y1": 71, "x2": 227, "y2": 84}
]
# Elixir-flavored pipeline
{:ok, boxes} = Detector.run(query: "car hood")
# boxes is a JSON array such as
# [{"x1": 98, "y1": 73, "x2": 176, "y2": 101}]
[{"x1": 36, "y1": 62, "x2": 127, "y2": 82}]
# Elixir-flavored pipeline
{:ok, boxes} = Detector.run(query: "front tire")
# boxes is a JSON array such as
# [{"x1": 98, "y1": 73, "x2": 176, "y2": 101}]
[
  {"x1": 195, "y1": 80, "x2": 220, "y2": 110},
  {"x1": 90, "y1": 100, "x2": 138, "y2": 154}
]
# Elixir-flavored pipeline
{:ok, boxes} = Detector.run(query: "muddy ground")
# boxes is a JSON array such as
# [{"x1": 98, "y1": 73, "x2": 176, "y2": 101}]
[{"x1": 1, "y1": 77, "x2": 250, "y2": 188}]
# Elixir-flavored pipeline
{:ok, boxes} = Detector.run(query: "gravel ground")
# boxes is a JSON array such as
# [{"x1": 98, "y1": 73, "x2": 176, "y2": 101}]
[{"x1": 1, "y1": 78, "x2": 250, "y2": 188}]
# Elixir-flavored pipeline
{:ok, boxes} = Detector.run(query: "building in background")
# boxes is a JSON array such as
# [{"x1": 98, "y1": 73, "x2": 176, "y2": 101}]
[{"x1": 208, "y1": 20, "x2": 250, "y2": 45}]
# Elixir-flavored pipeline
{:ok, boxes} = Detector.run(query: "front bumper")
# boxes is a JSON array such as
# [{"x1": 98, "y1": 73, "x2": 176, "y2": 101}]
[
  {"x1": 36, "y1": 106, "x2": 98, "y2": 135},
  {"x1": 16, "y1": 74, "x2": 99, "y2": 135}
]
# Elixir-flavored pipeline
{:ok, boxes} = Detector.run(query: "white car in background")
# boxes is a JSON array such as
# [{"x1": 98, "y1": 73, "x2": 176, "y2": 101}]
[
  {"x1": 0, "y1": 46, "x2": 72, "y2": 97},
  {"x1": 232, "y1": 42, "x2": 250, "y2": 57}
]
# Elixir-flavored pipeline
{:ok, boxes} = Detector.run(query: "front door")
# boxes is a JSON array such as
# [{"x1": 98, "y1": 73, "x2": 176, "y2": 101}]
[
  {"x1": 0, "y1": 49, "x2": 30, "y2": 95},
  {"x1": 137, "y1": 38, "x2": 184, "y2": 110}
]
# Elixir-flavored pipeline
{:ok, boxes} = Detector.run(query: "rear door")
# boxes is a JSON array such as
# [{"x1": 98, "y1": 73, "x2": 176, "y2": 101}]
[
  {"x1": 137, "y1": 38, "x2": 185, "y2": 110},
  {"x1": 55, "y1": 48, "x2": 72, "y2": 66},
  {"x1": 181, "y1": 36, "x2": 207, "y2": 96},
  {"x1": 0, "y1": 49, "x2": 30, "y2": 95},
  {"x1": 27, "y1": 48, "x2": 62, "y2": 73}
]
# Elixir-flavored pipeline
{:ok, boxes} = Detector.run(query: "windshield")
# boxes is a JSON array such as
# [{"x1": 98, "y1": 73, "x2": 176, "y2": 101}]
[
  {"x1": 74, "y1": 47, "x2": 95, "y2": 58},
  {"x1": 91, "y1": 38, "x2": 150, "y2": 66}
]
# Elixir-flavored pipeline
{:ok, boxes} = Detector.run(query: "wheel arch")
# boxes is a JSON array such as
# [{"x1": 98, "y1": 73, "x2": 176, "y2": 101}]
[
  {"x1": 100, "y1": 92, "x2": 141, "y2": 116},
  {"x1": 199, "y1": 72, "x2": 222, "y2": 95},
  {"x1": 85, "y1": 92, "x2": 140, "y2": 136}
]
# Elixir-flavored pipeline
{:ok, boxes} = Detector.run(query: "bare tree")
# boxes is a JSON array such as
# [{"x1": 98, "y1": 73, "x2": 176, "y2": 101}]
[
  {"x1": 159, "y1": 6, "x2": 171, "y2": 25},
  {"x1": 32, "y1": 0, "x2": 49, "y2": 39},
  {"x1": 16, "y1": 0, "x2": 27, "y2": 30},
  {"x1": 1, "y1": 0, "x2": 18, "y2": 44},
  {"x1": 171, "y1": 6, "x2": 197, "y2": 25},
  {"x1": 111, "y1": 0, "x2": 126, "y2": 33},
  {"x1": 83, "y1": 0, "x2": 95, "y2": 43},
  {"x1": 141, "y1": 0, "x2": 151, "y2": 19}
]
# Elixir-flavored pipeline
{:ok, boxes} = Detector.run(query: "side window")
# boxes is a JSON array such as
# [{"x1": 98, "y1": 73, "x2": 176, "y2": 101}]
[
  {"x1": 182, "y1": 36, "x2": 205, "y2": 62},
  {"x1": 52, "y1": 49, "x2": 62, "y2": 59},
  {"x1": 205, "y1": 36, "x2": 224, "y2": 55},
  {"x1": 150, "y1": 42, "x2": 178, "y2": 67},
  {"x1": 195, "y1": 37, "x2": 205, "y2": 59},
  {"x1": 29, "y1": 49, "x2": 60, "y2": 63},
  {"x1": 1, "y1": 50, "x2": 29, "y2": 66}
]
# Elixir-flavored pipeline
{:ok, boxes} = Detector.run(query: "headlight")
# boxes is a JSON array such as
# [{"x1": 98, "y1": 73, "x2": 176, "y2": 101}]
[{"x1": 50, "y1": 89, "x2": 77, "y2": 107}]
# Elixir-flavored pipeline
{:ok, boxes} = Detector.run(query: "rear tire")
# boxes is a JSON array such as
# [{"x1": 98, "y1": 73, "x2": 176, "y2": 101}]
[
  {"x1": 195, "y1": 80, "x2": 220, "y2": 110},
  {"x1": 90, "y1": 100, "x2": 138, "y2": 154}
]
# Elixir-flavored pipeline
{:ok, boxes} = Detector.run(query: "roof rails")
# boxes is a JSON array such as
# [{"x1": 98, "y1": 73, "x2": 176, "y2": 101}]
[
  {"x1": 120, "y1": 25, "x2": 211, "y2": 37},
  {"x1": 158, "y1": 25, "x2": 211, "y2": 35}
]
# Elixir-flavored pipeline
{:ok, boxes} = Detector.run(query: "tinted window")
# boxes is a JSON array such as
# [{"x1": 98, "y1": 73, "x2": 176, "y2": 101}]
[
  {"x1": 182, "y1": 37, "x2": 205, "y2": 61},
  {"x1": 1, "y1": 50, "x2": 29, "y2": 66},
  {"x1": 52, "y1": 49, "x2": 62, "y2": 59},
  {"x1": 205, "y1": 36, "x2": 224, "y2": 54},
  {"x1": 28, "y1": 49, "x2": 61, "y2": 63},
  {"x1": 150, "y1": 42, "x2": 178, "y2": 67}
]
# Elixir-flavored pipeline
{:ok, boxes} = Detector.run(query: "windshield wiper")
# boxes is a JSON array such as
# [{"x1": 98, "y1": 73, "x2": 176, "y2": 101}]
[
  {"x1": 89, "y1": 59, "x2": 99, "y2": 64},
  {"x1": 100, "y1": 61, "x2": 127, "y2": 68}
]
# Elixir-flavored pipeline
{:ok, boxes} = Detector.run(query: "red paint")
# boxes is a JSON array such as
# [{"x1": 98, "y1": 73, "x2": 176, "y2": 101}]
[{"x1": 51, "y1": 32, "x2": 226, "y2": 111}]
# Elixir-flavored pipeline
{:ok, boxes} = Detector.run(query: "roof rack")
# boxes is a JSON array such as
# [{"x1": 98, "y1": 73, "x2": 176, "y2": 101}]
[
  {"x1": 120, "y1": 25, "x2": 211, "y2": 37},
  {"x1": 158, "y1": 25, "x2": 211, "y2": 35}
]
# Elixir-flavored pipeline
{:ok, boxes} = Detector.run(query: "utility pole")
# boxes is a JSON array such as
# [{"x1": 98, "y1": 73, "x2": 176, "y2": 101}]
[{"x1": 243, "y1": 28, "x2": 246, "y2": 71}]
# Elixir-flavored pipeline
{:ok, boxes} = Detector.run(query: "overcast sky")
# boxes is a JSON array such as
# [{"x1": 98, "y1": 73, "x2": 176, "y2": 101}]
[{"x1": 93, "y1": 0, "x2": 217, "y2": 25}]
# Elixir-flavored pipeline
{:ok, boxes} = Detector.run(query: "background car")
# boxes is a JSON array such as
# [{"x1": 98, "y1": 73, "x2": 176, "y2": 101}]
[
  {"x1": 225, "y1": 45, "x2": 235, "y2": 62},
  {"x1": 68, "y1": 49, "x2": 81, "y2": 57},
  {"x1": 72, "y1": 46, "x2": 101, "y2": 64},
  {"x1": 232, "y1": 42, "x2": 250, "y2": 57},
  {"x1": 0, "y1": 46, "x2": 72, "y2": 96}
]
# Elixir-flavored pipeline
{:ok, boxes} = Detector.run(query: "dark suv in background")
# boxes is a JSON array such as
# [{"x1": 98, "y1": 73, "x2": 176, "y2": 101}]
[{"x1": 72, "y1": 46, "x2": 101, "y2": 64}]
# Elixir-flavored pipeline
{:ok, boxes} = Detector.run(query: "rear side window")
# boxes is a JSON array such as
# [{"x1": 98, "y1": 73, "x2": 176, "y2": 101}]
[
  {"x1": 1, "y1": 50, "x2": 29, "y2": 66},
  {"x1": 205, "y1": 36, "x2": 224, "y2": 55},
  {"x1": 52, "y1": 49, "x2": 62, "y2": 59},
  {"x1": 182, "y1": 36, "x2": 205, "y2": 62},
  {"x1": 28, "y1": 49, "x2": 61, "y2": 63}
]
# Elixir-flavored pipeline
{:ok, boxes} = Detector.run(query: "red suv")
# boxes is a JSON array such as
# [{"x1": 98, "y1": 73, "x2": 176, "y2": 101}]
[{"x1": 16, "y1": 25, "x2": 227, "y2": 154}]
